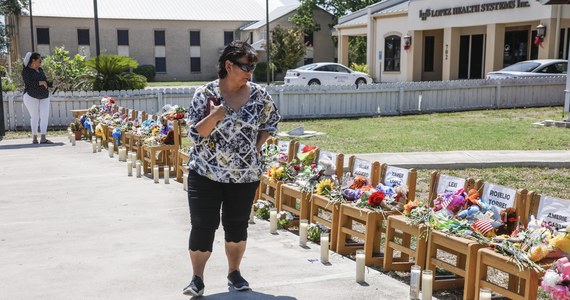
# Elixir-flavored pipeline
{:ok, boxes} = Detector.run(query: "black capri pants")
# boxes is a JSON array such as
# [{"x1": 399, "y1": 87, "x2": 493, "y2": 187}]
[{"x1": 187, "y1": 170, "x2": 259, "y2": 252}]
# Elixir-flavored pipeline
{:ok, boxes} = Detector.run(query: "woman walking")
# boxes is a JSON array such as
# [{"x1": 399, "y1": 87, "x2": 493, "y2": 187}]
[
  {"x1": 183, "y1": 41, "x2": 280, "y2": 296},
  {"x1": 21, "y1": 52, "x2": 54, "y2": 144}
]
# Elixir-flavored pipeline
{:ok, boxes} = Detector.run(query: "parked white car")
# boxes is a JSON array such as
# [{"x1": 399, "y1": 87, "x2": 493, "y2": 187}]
[
  {"x1": 486, "y1": 59, "x2": 567, "y2": 79},
  {"x1": 284, "y1": 62, "x2": 373, "y2": 86}
]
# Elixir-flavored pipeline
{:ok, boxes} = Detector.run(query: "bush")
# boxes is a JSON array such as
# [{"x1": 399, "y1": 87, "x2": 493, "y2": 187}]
[
  {"x1": 254, "y1": 61, "x2": 268, "y2": 82},
  {"x1": 78, "y1": 55, "x2": 147, "y2": 91},
  {"x1": 350, "y1": 62, "x2": 368, "y2": 74},
  {"x1": 133, "y1": 64, "x2": 156, "y2": 82},
  {"x1": 1, "y1": 77, "x2": 16, "y2": 92}
]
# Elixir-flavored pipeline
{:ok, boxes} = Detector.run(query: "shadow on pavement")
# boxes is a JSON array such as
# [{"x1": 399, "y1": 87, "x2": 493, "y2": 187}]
[
  {"x1": 0, "y1": 142, "x2": 65, "y2": 150},
  {"x1": 193, "y1": 290, "x2": 297, "y2": 300}
]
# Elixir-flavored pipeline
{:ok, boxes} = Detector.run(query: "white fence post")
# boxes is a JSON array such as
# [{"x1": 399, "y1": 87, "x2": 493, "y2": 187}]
[
  {"x1": 495, "y1": 81, "x2": 501, "y2": 109},
  {"x1": 398, "y1": 87, "x2": 405, "y2": 115},
  {"x1": 8, "y1": 93, "x2": 15, "y2": 130}
]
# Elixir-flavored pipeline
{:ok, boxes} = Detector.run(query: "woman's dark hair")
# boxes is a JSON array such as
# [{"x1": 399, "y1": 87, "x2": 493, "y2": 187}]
[
  {"x1": 218, "y1": 40, "x2": 257, "y2": 79},
  {"x1": 27, "y1": 52, "x2": 41, "y2": 67}
]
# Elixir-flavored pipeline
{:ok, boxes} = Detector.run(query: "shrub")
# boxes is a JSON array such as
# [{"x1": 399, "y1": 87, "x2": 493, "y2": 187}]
[
  {"x1": 1, "y1": 77, "x2": 16, "y2": 92},
  {"x1": 134, "y1": 64, "x2": 156, "y2": 82},
  {"x1": 350, "y1": 62, "x2": 368, "y2": 74},
  {"x1": 77, "y1": 55, "x2": 147, "y2": 91},
  {"x1": 254, "y1": 61, "x2": 268, "y2": 82}
]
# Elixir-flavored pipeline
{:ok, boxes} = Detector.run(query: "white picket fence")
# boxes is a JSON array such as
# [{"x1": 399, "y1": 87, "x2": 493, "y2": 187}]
[{"x1": 2, "y1": 77, "x2": 566, "y2": 130}]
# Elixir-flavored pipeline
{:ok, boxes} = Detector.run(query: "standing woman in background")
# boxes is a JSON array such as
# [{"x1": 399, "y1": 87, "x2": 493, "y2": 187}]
[{"x1": 21, "y1": 52, "x2": 54, "y2": 144}]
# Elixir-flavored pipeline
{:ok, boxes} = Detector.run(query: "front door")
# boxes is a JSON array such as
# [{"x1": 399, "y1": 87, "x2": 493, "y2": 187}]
[
  {"x1": 503, "y1": 30, "x2": 529, "y2": 67},
  {"x1": 458, "y1": 34, "x2": 485, "y2": 79}
]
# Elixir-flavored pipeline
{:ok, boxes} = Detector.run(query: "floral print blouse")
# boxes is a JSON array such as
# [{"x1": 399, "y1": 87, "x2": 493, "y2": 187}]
[{"x1": 187, "y1": 80, "x2": 280, "y2": 183}]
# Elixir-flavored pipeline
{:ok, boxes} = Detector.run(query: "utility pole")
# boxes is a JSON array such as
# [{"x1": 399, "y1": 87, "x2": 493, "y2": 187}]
[
  {"x1": 29, "y1": 0, "x2": 34, "y2": 52},
  {"x1": 93, "y1": 0, "x2": 100, "y2": 56},
  {"x1": 0, "y1": 69, "x2": 5, "y2": 139},
  {"x1": 265, "y1": 0, "x2": 270, "y2": 85}
]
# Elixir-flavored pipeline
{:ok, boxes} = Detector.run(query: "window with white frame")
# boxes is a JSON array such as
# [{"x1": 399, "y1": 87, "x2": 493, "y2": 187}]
[
  {"x1": 155, "y1": 30, "x2": 166, "y2": 73},
  {"x1": 384, "y1": 35, "x2": 401, "y2": 72}
]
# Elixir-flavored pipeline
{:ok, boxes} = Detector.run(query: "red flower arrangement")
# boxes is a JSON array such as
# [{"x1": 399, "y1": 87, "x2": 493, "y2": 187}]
[{"x1": 368, "y1": 191, "x2": 385, "y2": 206}]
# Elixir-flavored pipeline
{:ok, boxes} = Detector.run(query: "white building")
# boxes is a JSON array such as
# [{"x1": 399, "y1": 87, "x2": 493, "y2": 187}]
[{"x1": 336, "y1": 0, "x2": 570, "y2": 82}]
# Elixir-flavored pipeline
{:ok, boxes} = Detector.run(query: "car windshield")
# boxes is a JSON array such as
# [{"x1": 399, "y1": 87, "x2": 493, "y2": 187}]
[
  {"x1": 500, "y1": 62, "x2": 541, "y2": 72},
  {"x1": 297, "y1": 63, "x2": 319, "y2": 70}
]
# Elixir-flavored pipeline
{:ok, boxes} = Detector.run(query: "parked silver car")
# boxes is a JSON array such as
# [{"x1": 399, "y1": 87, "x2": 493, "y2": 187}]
[
  {"x1": 486, "y1": 59, "x2": 567, "y2": 79},
  {"x1": 284, "y1": 62, "x2": 373, "y2": 86}
]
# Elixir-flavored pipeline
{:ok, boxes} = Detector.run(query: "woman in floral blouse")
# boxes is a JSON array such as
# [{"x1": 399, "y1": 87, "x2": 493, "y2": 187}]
[{"x1": 183, "y1": 41, "x2": 280, "y2": 297}]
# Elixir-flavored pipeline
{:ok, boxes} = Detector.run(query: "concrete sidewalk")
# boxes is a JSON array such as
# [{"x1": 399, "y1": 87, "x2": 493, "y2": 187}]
[
  {"x1": 0, "y1": 136, "x2": 415, "y2": 300},
  {"x1": 348, "y1": 150, "x2": 570, "y2": 169}
]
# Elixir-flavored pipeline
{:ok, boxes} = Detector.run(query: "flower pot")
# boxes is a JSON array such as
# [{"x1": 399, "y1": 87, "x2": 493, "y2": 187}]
[{"x1": 74, "y1": 130, "x2": 83, "y2": 140}]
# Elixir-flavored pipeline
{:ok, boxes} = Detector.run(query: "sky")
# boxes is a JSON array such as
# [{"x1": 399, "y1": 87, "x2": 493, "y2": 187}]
[{"x1": 253, "y1": 0, "x2": 300, "y2": 11}]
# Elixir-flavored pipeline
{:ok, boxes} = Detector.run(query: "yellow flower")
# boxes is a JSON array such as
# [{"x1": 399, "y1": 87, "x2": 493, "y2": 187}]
[{"x1": 316, "y1": 178, "x2": 334, "y2": 195}]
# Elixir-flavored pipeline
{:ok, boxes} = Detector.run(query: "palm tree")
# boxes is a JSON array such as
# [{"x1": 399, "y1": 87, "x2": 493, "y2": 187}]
[{"x1": 79, "y1": 55, "x2": 147, "y2": 91}]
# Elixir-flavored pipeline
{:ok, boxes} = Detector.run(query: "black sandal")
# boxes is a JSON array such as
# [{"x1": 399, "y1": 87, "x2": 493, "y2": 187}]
[{"x1": 40, "y1": 139, "x2": 54, "y2": 144}]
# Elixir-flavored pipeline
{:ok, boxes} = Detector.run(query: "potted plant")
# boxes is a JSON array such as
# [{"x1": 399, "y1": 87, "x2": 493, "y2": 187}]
[{"x1": 69, "y1": 118, "x2": 84, "y2": 140}]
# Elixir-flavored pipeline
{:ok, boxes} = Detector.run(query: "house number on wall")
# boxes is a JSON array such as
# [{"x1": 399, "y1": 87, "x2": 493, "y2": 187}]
[{"x1": 445, "y1": 44, "x2": 449, "y2": 60}]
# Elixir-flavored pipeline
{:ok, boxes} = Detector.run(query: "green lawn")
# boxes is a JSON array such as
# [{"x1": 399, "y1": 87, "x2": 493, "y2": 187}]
[{"x1": 278, "y1": 106, "x2": 570, "y2": 153}]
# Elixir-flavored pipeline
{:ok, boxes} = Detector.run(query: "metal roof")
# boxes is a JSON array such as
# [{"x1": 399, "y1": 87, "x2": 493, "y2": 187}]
[
  {"x1": 241, "y1": 4, "x2": 300, "y2": 30},
  {"x1": 24, "y1": 0, "x2": 266, "y2": 21},
  {"x1": 372, "y1": 1, "x2": 409, "y2": 16},
  {"x1": 337, "y1": 0, "x2": 408, "y2": 27}
]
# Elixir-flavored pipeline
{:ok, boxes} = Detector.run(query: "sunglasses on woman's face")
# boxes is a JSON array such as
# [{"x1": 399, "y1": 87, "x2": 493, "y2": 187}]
[{"x1": 232, "y1": 60, "x2": 256, "y2": 72}]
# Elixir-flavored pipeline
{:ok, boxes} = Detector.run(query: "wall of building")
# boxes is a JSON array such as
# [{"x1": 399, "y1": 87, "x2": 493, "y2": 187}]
[
  {"x1": 374, "y1": 13, "x2": 408, "y2": 82},
  {"x1": 17, "y1": 16, "x2": 250, "y2": 81}
]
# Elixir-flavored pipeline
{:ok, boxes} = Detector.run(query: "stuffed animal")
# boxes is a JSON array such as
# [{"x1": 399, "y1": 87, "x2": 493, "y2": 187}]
[
  {"x1": 495, "y1": 207, "x2": 518, "y2": 236},
  {"x1": 112, "y1": 127, "x2": 122, "y2": 146}
]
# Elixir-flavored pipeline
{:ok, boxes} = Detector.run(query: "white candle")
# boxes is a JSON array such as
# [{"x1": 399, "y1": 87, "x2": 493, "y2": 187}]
[
  {"x1": 136, "y1": 161, "x2": 142, "y2": 178},
  {"x1": 68, "y1": 133, "x2": 72, "y2": 142},
  {"x1": 127, "y1": 160, "x2": 133, "y2": 176},
  {"x1": 96, "y1": 140, "x2": 101, "y2": 152},
  {"x1": 183, "y1": 173, "x2": 188, "y2": 191},
  {"x1": 320, "y1": 232, "x2": 329, "y2": 264},
  {"x1": 153, "y1": 166, "x2": 159, "y2": 183},
  {"x1": 421, "y1": 269, "x2": 433, "y2": 300},
  {"x1": 92, "y1": 140, "x2": 97, "y2": 153},
  {"x1": 118, "y1": 147, "x2": 127, "y2": 162},
  {"x1": 479, "y1": 288, "x2": 492, "y2": 300},
  {"x1": 108, "y1": 142, "x2": 114, "y2": 158},
  {"x1": 269, "y1": 208, "x2": 277, "y2": 234},
  {"x1": 249, "y1": 205, "x2": 255, "y2": 223},
  {"x1": 299, "y1": 219, "x2": 308, "y2": 247},
  {"x1": 71, "y1": 134, "x2": 76, "y2": 146},
  {"x1": 355, "y1": 249, "x2": 365, "y2": 283},
  {"x1": 163, "y1": 166, "x2": 170, "y2": 184},
  {"x1": 410, "y1": 265, "x2": 421, "y2": 300},
  {"x1": 130, "y1": 153, "x2": 137, "y2": 167}
]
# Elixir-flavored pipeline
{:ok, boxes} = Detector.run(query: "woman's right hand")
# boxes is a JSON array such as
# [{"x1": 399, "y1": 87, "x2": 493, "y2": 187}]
[
  {"x1": 208, "y1": 99, "x2": 225, "y2": 121},
  {"x1": 38, "y1": 81, "x2": 48, "y2": 88}
]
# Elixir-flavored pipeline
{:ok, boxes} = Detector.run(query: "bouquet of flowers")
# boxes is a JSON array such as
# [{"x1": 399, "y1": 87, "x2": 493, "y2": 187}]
[
  {"x1": 276, "y1": 210, "x2": 294, "y2": 229},
  {"x1": 69, "y1": 118, "x2": 83, "y2": 133},
  {"x1": 254, "y1": 200, "x2": 273, "y2": 220},
  {"x1": 307, "y1": 222, "x2": 329, "y2": 243},
  {"x1": 542, "y1": 257, "x2": 570, "y2": 300}
]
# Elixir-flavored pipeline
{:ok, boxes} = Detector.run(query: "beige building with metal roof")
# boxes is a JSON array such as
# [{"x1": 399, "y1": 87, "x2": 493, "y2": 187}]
[
  {"x1": 9, "y1": 0, "x2": 335, "y2": 81},
  {"x1": 337, "y1": 0, "x2": 570, "y2": 82}
]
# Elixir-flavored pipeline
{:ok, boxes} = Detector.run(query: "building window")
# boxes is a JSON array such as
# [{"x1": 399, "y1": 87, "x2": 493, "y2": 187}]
[
  {"x1": 155, "y1": 57, "x2": 166, "y2": 73},
  {"x1": 424, "y1": 36, "x2": 434, "y2": 72},
  {"x1": 155, "y1": 30, "x2": 165, "y2": 46},
  {"x1": 190, "y1": 57, "x2": 201, "y2": 72},
  {"x1": 117, "y1": 30, "x2": 129, "y2": 46},
  {"x1": 249, "y1": 32, "x2": 253, "y2": 44},
  {"x1": 304, "y1": 58, "x2": 313, "y2": 65},
  {"x1": 77, "y1": 29, "x2": 90, "y2": 45},
  {"x1": 190, "y1": 31, "x2": 200, "y2": 46},
  {"x1": 224, "y1": 31, "x2": 234, "y2": 46},
  {"x1": 37, "y1": 28, "x2": 50, "y2": 44},
  {"x1": 304, "y1": 32, "x2": 314, "y2": 47},
  {"x1": 384, "y1": 35, "x2": 401, "y2": 72}
]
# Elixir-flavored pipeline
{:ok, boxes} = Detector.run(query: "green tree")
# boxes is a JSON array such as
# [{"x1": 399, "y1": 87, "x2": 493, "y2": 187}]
[
  {"x1": 291, "y1": 0, "x2": 380, "y2": 64},
  {"x1": 41, "y1": 46, "x2": 88, "y2": 91},
  {"x1": 0, "y1": 0, "x2": 28, "y2": 55},
  {"x1": 269, "y1": 26, "x2": 307, "y2": 74},
  {"x1": 8, "y1": 46, "x2": 88, "y2": 92},
  {"x1": 79, "y1": 55, "x2": 147, "y2": 91}
]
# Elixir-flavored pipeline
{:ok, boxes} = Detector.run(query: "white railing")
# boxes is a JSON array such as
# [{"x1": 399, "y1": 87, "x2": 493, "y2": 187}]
[{"x1": 2, "y1": 77, "x2": 566, "y2": 130}]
